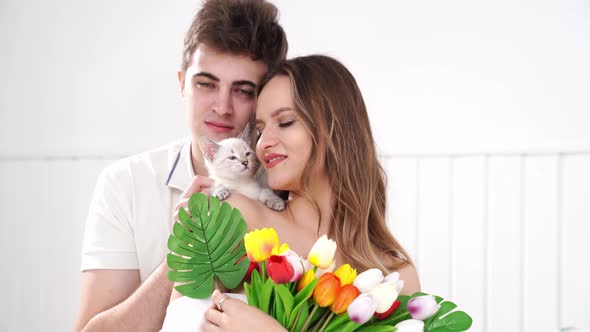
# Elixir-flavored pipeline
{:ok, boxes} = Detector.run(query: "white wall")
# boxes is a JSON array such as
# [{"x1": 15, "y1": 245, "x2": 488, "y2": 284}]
[{"x1": 0, "y1": 1, "x2": 589, "y2": 331}]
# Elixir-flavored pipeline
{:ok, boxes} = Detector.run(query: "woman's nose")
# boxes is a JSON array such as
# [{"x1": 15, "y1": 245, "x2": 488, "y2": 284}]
[{"x1": 257, "y1": 128, "x2": 278, "y2": 150}]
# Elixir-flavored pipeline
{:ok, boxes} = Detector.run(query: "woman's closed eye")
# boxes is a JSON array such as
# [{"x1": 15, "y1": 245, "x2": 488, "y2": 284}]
[{"x1": 278, "y1": 120, "x2": 295, "y2": 128}]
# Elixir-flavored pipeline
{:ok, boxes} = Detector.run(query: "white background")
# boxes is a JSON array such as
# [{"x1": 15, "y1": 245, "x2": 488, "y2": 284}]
[{"x1": 0, "y1": 0, "x2": 589, "y2": 331}]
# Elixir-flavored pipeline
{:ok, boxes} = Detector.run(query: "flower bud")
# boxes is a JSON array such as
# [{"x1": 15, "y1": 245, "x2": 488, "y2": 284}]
[
  {"x1": 395, "y1": 319, "x2": 425, "y2": 332},
  {"x1": 353, "y1": 268, "x2": 383, "y2": 293},
  {"x1": 347, "y1": 293, "x2": 378, "y2": 324},
  {"x1": 313, "y1": 273, "x2": 341, "y2": 307},
  {"x1": 333, "y1": 264, "x2": 357, "y2": 286},
  {"x1": 407, "y1": 295, "x2": 440, "y2": 320},
  {"x1": 368, "y1": 280, "x2": 399, "y2": 313},
  {"x1": 308, "y1": 235, "x2": 337, "y2": 269},
  {"x1": 330, "y1": 284, "x2": 360, "y2": 314}
]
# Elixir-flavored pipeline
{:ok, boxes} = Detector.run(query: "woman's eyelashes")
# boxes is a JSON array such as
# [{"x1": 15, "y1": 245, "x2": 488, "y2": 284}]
[{"x1": 278, "y1": 120, "x2": 295, "y2": 128}]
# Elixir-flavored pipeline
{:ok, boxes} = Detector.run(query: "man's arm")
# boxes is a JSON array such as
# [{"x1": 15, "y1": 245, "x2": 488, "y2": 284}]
[{"x1": 75, "y1": 262, "x2": 173, "y2": 332}]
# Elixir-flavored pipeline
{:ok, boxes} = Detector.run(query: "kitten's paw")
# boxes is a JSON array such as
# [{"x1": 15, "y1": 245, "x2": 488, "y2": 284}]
[
  {"x1": 212, "y1": 187, "x2": 231, "y2": 201},
  {"x1": 265, "y1": 198, "x2": 286, "y2": 211}
]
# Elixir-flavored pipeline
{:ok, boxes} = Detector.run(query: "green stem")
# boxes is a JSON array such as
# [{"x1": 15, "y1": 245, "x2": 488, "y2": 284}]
[
  {"x1": 310, "y1": 311, "x2": 328, "y2": 332},
  {"x1": 260, "y1": 261, "x2": 267, "y2": 283},
  {"x1": 289, "y1": 306, "x2": 303, "y2": 332},
  {"x1": 300, "y1": 304, "x2": 318, "y2": 332},
  {"x1": 388, "y1": 311, "x2": 410, "y2": 323},
  {"x1": 318, "y1": 312, "x2": 335, "y2": 332}
]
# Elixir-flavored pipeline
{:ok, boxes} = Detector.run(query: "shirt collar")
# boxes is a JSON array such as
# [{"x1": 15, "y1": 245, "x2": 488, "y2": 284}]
[{"x1": 166, "y1": 139, "x2": 195, "y2": 191}]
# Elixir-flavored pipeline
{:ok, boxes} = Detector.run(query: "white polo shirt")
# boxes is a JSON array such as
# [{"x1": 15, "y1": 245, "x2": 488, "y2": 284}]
[{"x1": 81, "y1": 139, "x2": 195, "y2": 281}]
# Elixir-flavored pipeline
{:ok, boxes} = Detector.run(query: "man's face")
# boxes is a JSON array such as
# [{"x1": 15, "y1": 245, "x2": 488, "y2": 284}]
[{"x1": 179, "y1": 43, "x2": 268, "y2": 142}]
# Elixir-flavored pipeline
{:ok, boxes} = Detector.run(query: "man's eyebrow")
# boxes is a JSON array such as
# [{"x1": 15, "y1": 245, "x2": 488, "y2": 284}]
[
  {"x1": 192, "y1": 72, "x2": 219, "y2": 82},
  {"x1": 233, "y1": 80, "x2": 257, "y2": 88},
  {"x1": 191, "y1": 73, "x2": 256, "y2": 88}
]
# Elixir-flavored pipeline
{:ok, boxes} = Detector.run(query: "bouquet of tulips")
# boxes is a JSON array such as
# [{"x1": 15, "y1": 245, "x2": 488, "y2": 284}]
[
  {"x1": 166, "y1": 194, "x2": 471, "y2": 332},
  {"x1": 242, "y1": 228, "x2": 472, "y2": 332}
]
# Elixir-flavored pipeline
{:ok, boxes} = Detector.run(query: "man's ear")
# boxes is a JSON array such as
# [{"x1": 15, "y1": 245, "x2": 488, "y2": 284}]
[
  {"x1": 199, "y1": 136, "x2": 220, "y2": 162},
  {"x1": 177, "y1": 71, "x2": 185, "y2": 97}
]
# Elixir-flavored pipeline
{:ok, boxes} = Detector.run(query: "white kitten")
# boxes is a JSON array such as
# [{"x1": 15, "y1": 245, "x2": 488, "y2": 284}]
[{"x1": 199, "y1": 131, "x2": 286, "y2": 211}]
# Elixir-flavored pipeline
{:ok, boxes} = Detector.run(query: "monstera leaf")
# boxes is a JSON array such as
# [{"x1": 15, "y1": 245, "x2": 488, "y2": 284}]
[{"x1": 167, "y1": 193, "x2": 250, "y2": 299}]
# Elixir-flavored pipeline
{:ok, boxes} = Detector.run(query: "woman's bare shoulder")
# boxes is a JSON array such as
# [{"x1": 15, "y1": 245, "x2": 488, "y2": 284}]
[
  {"x1": 223, "y1": 194, "x2": 283, "y2": 230},
  {"x1": 383, "y1": 256, "x2": 421, "y2": 296}
]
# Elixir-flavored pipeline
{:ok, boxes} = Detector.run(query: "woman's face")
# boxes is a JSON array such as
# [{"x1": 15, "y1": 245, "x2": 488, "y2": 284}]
[{"x1": 255, "y1": 76, "x2": 313, "y2": 192}]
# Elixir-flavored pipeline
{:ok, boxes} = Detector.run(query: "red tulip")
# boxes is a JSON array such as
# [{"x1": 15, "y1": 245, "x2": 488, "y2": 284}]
[
  {"x1": 314, "y1": 273, "x2": 341, "y2": 307},
  {"x1": 267, "y1": 255, "x2": 294, "y2": 284},
  {"x1": 330, "y1": 284, "x2": 360, "y2": 314}
]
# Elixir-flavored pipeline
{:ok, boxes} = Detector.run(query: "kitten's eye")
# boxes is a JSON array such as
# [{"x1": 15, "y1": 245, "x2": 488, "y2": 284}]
[
  {"x1": 279, "y1": 121, "x2": 294, "y2": 128},
  {"x1": 228, "y1": 156, "x2": 237, "y2": 160},
  {"x1": 246, "y1": 152, "x2": 251, "y2": 156}
]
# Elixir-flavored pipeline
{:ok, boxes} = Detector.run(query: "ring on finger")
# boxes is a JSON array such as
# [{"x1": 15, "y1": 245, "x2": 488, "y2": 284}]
[{"x1": 216, "y1": 296, "x2": 228, "y2": 311}]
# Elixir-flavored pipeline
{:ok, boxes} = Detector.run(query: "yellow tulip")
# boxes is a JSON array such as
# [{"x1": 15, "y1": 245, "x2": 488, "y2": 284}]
[
  {"x1": 271, "y1": 243, "x2": 290, "y2": 256},
  {"x1": 244, "y1": 228, "x2": 279, "y2": 262},
  {"x1": 334, "y1": 264, "x2": 357, "y2": 285},
  {"x1": 308, "y1": 235, "x2": 337, "y2": 269},
  {"x1": 297, "y1": 269, "x2": 316, "y2": 292}
]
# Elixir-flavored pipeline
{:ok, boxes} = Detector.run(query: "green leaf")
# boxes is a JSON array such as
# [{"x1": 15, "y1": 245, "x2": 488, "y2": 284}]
[
  {"x1": 357, "y1": 326, "x2": 397, "y2": 332},
  {"x1": 427, "y1": 311, "x2": 473, "y2": 332},
  {"x1": 324, "y1": 313, "x2": 353, "y2": 332},
  {"x1": 339, "y1": 320, "x2": 363, "y2": 332},
  {"x1": 274, "y1": 283, "x2": 294, "y2": 324},
  {"x1": 166, "y1": 193, "x2": 250, "y2": 299},
  {"x1": 260, "y1": 277, "x2": 275, "y2": 313},
  {"x1": 293, "y1": 278, "x2": 318, "y2": 306},
  {"x1": 293, "y1": 300, "x2": 310, "y2": 331}
]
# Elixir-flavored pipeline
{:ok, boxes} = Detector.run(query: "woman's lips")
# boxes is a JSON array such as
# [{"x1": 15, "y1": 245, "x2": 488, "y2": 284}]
[
  {"x1": 205, "y1": 121, "x2": 234, "y2": 133},
  {"x1": 264, "y1": 153, "x2": 287, "y2": 168}
]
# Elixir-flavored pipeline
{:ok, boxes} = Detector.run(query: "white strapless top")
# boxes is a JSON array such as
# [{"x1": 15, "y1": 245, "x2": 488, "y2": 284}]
[{"x1": 161, "y1": 293, "x2": 247, "y2": 332}]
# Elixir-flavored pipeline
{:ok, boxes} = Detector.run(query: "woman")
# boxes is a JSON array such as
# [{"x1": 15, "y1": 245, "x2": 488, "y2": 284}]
[{"x1": 163, "y1": 55, "x2": 420, "y2": 331}]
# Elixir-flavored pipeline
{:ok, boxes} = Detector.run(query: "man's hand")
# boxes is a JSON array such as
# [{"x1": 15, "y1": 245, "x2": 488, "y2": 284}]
[
  {"x1": 75, "y1": 261, "x2": 173, "y2": 332},
  {"x1": 173, "y1": 175, "x2": 214, "y2": 222}
]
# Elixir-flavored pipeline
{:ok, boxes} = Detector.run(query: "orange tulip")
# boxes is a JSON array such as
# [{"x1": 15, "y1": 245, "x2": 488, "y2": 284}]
[
  {"x1": 330, "y1": 284, "x2": 360, "y2": 314},
  {"x1": 297, "y1": 269, "x2": 316, "y2": 292},
  {"x1": 313, "y1": 273, "x2": 341, "y2": 307}
]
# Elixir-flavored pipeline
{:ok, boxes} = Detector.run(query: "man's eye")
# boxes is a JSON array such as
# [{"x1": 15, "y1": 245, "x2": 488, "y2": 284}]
[
  {"x1": 228, "y1": 156, "x2": 237, "y2": 160},
  {"x1": 197, "y1": 82, "x2": 214, "y2": 88},
  {"x1": 237, "y1": 89, "x2": 254, "y2": 97},
  {"x1": 279, "y1": 121, "x2": 294, "y2": 128}
]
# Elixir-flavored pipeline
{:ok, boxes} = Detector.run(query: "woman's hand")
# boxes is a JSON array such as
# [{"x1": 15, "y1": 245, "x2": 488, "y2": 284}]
[{"x1": 201, "y1": 289, "x2": 287, "y2": 332}]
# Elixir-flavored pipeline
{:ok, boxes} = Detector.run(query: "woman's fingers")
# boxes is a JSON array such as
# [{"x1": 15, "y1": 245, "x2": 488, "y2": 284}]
[{"x1": 204, "y1": 306, "x2": 224, "y2": 327}]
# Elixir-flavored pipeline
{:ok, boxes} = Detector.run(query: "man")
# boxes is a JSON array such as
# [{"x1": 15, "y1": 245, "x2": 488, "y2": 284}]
[{"x1": 74, "y1": 1, "x2": 288, "y2": 330}]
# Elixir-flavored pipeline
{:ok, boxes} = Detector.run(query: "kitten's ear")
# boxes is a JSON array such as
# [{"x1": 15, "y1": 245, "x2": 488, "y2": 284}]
[
  {"x1": 237, "y1": 124, "x2": 252, "y2": 142},
  {"x1": 198, "y1": 136, "x2": 220, "y2": 162}
]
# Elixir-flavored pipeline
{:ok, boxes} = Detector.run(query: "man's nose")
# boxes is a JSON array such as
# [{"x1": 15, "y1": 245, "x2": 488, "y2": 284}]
[{"x1": 212, "y1": 89, "x2": 232, "y2": 116}]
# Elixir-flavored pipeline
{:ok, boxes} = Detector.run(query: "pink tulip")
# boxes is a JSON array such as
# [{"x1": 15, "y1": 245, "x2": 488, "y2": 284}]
[
  {"x1": 407, "y1": 295, "x2": 440, "y2": 320},
  {"x1": 347, "y1": 293, "x2": 378, "y2": 324},
  {"x1": 281, "y1": 250, "x2": 304, "y2": 282}
]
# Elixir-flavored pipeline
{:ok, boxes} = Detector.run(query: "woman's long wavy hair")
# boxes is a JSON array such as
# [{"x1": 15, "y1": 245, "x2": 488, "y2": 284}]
[{"x1": 258, "y1": 55, "x2": 413, "y2": 272}]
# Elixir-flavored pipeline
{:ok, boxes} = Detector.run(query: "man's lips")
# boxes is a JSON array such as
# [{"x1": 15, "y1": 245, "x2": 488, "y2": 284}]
[
  {"x1": 264, "y1": 153, "x2": 287, "y2": 168},
  {"x1": 205, "y1": 121, "x2": 234, "y2": 133}
]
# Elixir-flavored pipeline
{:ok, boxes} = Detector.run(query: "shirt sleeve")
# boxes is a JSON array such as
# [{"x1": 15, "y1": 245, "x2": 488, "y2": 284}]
[{"x1": 81, "y1": 160, "x2": 139, "y2": 271}]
